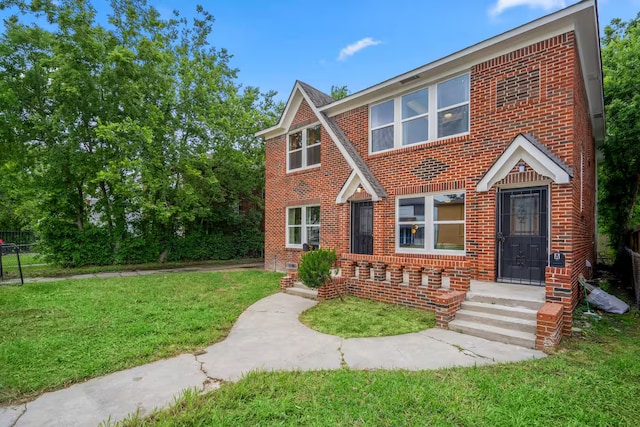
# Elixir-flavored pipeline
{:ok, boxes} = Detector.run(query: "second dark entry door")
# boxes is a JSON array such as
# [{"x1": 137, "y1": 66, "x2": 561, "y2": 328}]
[
  {"x1": 351, "y1": 201, "x2": 373, "y2": 255},
  {"x1": 497, "y1": 187, "x2": 548, "y2": 285}
]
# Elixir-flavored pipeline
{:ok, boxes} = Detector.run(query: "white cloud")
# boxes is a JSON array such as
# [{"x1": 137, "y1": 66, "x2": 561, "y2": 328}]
[
  {"x1": 337, "y1": 37, "x2": 382, "y2": 61},
  {"x1": 489, "y1": 0, "x2": 566, "y2": 17}
]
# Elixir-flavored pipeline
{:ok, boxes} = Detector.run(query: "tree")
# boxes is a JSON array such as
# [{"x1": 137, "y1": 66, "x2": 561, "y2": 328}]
[
  {"x1": 600, "y1": 13, "x2": 640, "y2": 257},
  {"x1": 330, "y1": 85, "x2": 349, "y2": 100},
  {"x1": 0, "y1": 0, "x2": 280, "y2": 265}
]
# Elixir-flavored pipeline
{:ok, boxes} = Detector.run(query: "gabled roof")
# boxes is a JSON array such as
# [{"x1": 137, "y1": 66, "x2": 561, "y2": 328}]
[
  {"x1": 296, "y1": 81, "x2": 334, "y2": 108},
  {"x1": 476, "y1": 133, "x2": 573, "y2": 192},
  {"x1": 274, "y1": 81, "x2": 386, "y2": 201}
]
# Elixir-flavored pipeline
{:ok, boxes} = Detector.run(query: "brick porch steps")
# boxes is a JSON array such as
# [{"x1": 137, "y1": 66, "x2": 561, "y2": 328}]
[
  {"x1": 448, "y1": 292, "x2": 545, "y2": 349},
  {"x1": 284, "y1": 281, "x2": 318, "y2": 300}
]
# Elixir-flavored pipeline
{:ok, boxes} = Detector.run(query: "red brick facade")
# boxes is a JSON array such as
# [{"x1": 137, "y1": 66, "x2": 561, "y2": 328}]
[{"x1": 263, "y1": 28, "x2": 598, "y2": 338}]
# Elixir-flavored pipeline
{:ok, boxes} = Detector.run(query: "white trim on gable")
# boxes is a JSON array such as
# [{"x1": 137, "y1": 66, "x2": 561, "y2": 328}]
[
  {"x1": 476, "y1": 134, "x2": 571, "y2": 192},
  {"x1": 336, "y1": 170, "x2": 380, "y2": 204},
  {"x1": 294, "y1": 86, "x2": 383, "y2": 203}
]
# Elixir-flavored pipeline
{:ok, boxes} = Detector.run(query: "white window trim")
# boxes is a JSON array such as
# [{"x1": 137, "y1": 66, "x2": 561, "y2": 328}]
[
  {"x1": 285, "y1": 205, "x2": 321, "y2": 249},
  {"x1": 287, "y1": 123, "x2": 322, "y2": 172},
  {"x1": 395, "y1": 191, "x2": 466, "y2": 255},
  {"x1": 369, "y1": 73, "x2": 470, "y2": 155}
]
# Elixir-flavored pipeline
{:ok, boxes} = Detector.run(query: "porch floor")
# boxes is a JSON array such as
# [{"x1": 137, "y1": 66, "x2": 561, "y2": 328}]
[{"x1": 468, "y1": 280, "x2": 545, "y2": 305}]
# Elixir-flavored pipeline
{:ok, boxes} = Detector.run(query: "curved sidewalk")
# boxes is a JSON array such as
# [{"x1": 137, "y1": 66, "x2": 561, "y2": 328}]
[{"x1": 2, "y1": 293, "x2": 545, "y2": 427}]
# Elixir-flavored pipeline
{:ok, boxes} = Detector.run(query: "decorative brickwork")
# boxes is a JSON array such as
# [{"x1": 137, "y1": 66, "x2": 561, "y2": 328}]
[{"x1": 496, "y1": 69, "x2": 540, "y2": 108}]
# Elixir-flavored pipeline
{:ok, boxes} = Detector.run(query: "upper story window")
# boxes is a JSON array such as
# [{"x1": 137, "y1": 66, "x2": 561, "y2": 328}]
[
  {"x1": 396, "y1": 192, "x2": 465, "y2": 254},
  {"x1": 288, "y1": 124, "x2": 321, "y2": 171},
  {"x1": 370, "y1": 74, "x2": 470, "y2": 153}
]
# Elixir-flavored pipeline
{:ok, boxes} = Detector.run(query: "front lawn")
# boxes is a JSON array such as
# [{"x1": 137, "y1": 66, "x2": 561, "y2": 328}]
[
  {"x1": 120, "y1": 307, "x2": 640, "y2": 426},
  {"x1": 299, "y1": 296, "x2": 436, "y2": 338},
  {"x1": 0, "y1": 270, "x2": 280, "y2": 403}
]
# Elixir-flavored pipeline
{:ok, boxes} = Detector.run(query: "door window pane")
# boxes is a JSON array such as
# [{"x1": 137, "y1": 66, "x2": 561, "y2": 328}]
[
  {"x1": 402, "y1": 88, "x2": 428, "y2": 119},
  {"x1": 402, "y1": 117, "x2": 428, "y2": 146},
  {"x1": 510, "y1": 194, "x2": 539, "y2": 235}
]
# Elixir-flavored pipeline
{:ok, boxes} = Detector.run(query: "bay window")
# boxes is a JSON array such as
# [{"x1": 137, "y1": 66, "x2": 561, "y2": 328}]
[
  {"x1": 370, "y1": 73, "x2": 469, "y2": 153},
  {"x1": 397, "y1": 192, "x2": 465, "y2": 254},
  {"x1": 286, "y1": 205, "x2": 320, "y2": 248}
]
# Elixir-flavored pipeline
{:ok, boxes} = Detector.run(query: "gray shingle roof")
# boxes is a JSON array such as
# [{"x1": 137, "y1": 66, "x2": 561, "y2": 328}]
[
  {"x1": 322, "y1": 113, "x2": 387, "y2": 199},
  {"x1": 297, "y1": 81, "x2": 335, "y2": 108},
  {"x1": 295, "y1": 81, "x2": 387, "y2": 200},
  {"x1": 521, "y1": 133, "x2": 573, "y2": 176}
]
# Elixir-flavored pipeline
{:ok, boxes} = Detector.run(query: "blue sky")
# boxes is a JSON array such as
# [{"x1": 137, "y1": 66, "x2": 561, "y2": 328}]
[
  {"x1": 4, "y1": 1, "x2": 640, "y2": 102},
  {"x1": 198, "y1": 0, "x2": 639, "y2": 102}
]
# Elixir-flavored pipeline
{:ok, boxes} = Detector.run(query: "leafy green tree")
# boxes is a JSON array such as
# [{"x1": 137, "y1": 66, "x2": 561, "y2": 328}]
[
  {"x1": 330, "y1": 85, "x2": 349, "y2": 100},
  {"x1": 0, "y1": 0, "x2": 280, "y2": 265},
  {"x1": 600, "y1": 13, "x2": 640, "y2": 256}
]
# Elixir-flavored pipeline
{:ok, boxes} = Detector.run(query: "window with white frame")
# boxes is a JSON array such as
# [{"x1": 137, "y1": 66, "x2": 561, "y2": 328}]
[
  {"x1": 288, "y1": 124, "x2": 321, "y2": 171},
  {"x1": 397, "y1": 192, "x2": 465, "y2": 254},
  {"x1": 370, "y1": 74, "x2": 470, "y2": 153},
  {"x1": 286, "y1": 205, "x2": 320, "y2": 248}
]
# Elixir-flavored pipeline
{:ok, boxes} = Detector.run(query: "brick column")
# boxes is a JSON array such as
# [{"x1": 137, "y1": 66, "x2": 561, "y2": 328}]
[
  {"x1": 407, "y1": 265, "x2": 423, "y2": 287},
  {"x1": 449, "y1": 267, "x2": 470, "y2": 292},
  {"x1": 545, "y1": 266, "x2": 573, "y2": 336},
  {"x1": 341, "y1": 259, "x2": 356, "y2": 278},
  {"x1": 427, "y1": 268, "x2": 442, "y2": 289},
  {"x1": 536, "y1": 302, "x2": 564, "y2": 350},
  {"x1": 373, "y1": 261, "x2": 387, "y2": 281},
  {"x1": 280, "y1": 275, "x2": 293, "y2": 290},
  {"x1": 388, "y1": 264, "x2": 403, "y2": 284},
  {"x1": 434, "y1": 290, "x2": 466, "y2": 328},
  {"x1": 358, "y1": 261, "x2": 371, "y2": 280}
]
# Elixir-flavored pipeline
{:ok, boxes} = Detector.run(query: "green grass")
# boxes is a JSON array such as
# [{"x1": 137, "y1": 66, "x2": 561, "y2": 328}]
[
  {"x1": 0, "y1": 270, "x2": 280, "y2": 403},
  {"x1": 0, "y1": 257, "x2": 263, "y2": 279},
  {"x1": 119, "y1": 307, "x2": 640, "y2": 426},
  {"x1": 299, "y1": 296, "x2": 436, "y2": 338}
]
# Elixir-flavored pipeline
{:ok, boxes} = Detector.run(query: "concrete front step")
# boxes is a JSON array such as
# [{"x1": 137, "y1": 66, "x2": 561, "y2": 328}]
[
  {"x1": 285, "y1": 286, "x2": 318, "y2": 300},
  {"x1": 292, "y1": 281, "x2": 312, "y2": 290},
  {"x1": 448, "y1": 319, "x2": 537, "y2": 349},
  {"x1": 466, "y1": 293, "x2": 545, "y2": 311},
  {"x1": 460, "y1": 301, "x2": 538, "y2": 320},
  {"x1": 454, "y1": 309, "x2": 537, "y2": 334}
]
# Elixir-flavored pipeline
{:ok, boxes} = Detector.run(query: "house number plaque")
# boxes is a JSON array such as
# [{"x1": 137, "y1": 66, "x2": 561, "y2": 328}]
[{"x1": 549, "y1": 252, "x2": 565, "y2": 268}]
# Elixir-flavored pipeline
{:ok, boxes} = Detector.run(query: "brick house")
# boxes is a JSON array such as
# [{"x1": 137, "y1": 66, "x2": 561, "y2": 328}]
[{"x1": 257, "y1": 1, "x2": 603, "y2": 349}]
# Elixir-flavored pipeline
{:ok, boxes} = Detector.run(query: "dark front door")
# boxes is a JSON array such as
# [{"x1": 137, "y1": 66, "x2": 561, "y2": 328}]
[
  {"x1": 497, "y1": 187, "x2": 548, "y2": 285},
  {"x1": 351, "y1": 201, "x2": 373, "y2": 255}
]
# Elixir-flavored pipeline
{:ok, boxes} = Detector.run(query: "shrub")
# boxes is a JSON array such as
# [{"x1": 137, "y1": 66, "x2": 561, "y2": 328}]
[{"x1": 298, "y1": 248, "x2": 337, "y2": 289}]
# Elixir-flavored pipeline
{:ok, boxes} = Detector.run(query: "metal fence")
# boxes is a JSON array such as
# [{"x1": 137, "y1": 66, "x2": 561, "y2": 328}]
[
  {"x1": 0, "y1": 244, "x2": 24, "y2": 284},
  {"x1": 0, "y1": 230, "x2": 36, "y2": 253},
  {"x1": 625, "y1": 247, "x2": 640, "y2": 308}
]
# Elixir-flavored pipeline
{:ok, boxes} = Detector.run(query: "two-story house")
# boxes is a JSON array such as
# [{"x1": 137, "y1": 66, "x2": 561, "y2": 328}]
[{"x1": 257, "y1": 0, "x2": 603, "y2": 349}]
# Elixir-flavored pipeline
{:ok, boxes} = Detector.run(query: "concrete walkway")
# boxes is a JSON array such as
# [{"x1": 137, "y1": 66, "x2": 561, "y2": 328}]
[{"x1": 0, "y1": 293, "x2": 546, "y2": 427}]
